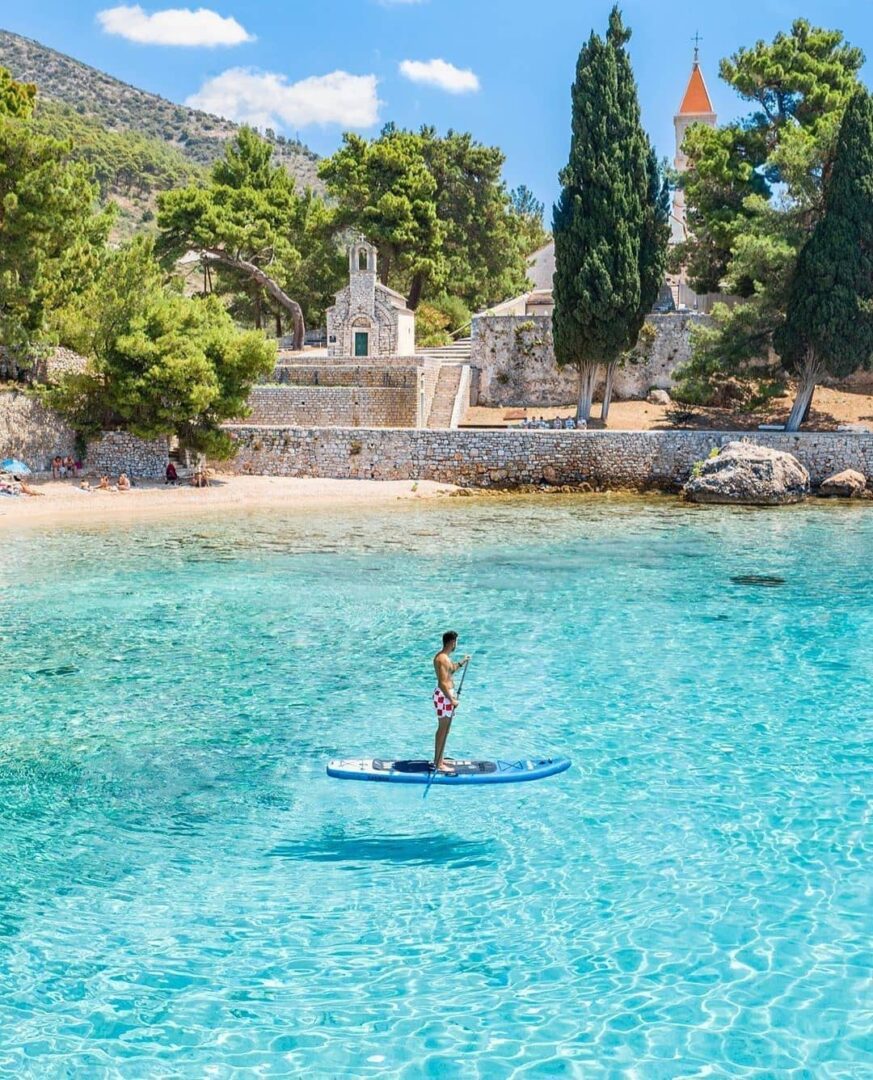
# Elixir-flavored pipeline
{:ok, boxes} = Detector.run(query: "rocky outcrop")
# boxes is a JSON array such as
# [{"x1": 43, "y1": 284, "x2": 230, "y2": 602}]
[
  {"x1": 647, "y1": 389, "x2": 671, "y2": 405},
  {"x1": 684, "y1": 441, "x2": 810, "y2": 505},
  {"x1": 818, "y1": 468, "x2": 868, "y2": 498}
]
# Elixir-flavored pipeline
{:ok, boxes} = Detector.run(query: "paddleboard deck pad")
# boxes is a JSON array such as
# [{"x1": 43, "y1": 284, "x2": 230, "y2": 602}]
[{"x1": 326, "y1": 757, "x2": 571, "y2": 786}]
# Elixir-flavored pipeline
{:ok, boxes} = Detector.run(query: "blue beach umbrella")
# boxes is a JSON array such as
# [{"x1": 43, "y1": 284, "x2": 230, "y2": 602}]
[{"x1": 0, "y1": 458, "x2": 31, "y2": 475}]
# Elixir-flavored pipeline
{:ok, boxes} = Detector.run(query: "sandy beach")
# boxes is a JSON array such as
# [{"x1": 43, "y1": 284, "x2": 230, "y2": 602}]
[{"x1": 0, "y1": 475, "x2": 457, "y2": 530}]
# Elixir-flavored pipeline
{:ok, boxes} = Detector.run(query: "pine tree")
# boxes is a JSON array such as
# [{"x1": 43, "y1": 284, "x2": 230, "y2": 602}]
[
  {"x1": 552, "y1": 7, "x2": 657, "y2": 422},
  {"x1": 0, "y1": 65, "x2": 35, "y2": 119},
  {"x1": 775, "y1": 88, "x2": 873, "y2": 430}
]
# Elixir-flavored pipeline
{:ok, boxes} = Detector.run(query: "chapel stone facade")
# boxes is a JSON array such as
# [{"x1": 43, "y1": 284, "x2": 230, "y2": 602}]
[{"x1": 326, "y1": 240, "x2": 416, "y2": 358}]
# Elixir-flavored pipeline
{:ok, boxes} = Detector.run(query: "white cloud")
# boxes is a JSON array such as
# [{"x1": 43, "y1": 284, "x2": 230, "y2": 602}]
[
  {"x1": 97, "y1": 5, "x2": 254, "y2": 47},
  {"x1": 399, "y1": 58, "x2": 480, "y2": 94},
  {"x1": 186, "y1": 68, "x2": 381, "y2": 129}
]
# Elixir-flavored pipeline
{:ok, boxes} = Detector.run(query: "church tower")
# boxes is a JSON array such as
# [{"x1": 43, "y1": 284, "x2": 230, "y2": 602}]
[{"x1": 671, "y1": 40, "x2": 717, "y2": 244}]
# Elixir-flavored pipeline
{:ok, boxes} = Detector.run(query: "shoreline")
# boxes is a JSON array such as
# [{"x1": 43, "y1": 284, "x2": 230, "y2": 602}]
[
  {"x1": 0, "y1": 475, "x2": 458, "y2": 531},
  {"x1": 1, "y1": 474, "x2": 865, "y2": 532}
]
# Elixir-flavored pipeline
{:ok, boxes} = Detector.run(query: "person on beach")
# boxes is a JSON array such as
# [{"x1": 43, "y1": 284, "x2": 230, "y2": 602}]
[
  {"x1": 117, "y1": 473, "x2": 131, "y2": 492},
  {"x1": 432, "y1": 631, "x2": 470, "y2": 774},
  {"x1": 166, "y1": 462, "x2": 178, "y2": 485}
]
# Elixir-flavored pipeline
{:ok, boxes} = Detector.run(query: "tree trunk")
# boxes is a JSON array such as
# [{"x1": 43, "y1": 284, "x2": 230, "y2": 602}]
[
  {"x1": 202, "y1": 249, "x2": 305, "y2": 350},
  {"x1": 406, "y1": 272, "x2": 425, "y2": 312},
  {"x1": 253, "y1": 290, "x2": 262, "y2": 331},
  {"x1": 802, "y1": 393, "x2": 813, "y2": 425},
  {"x1": 275, "y1": 310, "x2": 282, "y2": 339},
  {"x1": 576, "y1": 364, "x2": 597, "y2": 423},
  {"x1": 786, "y1": 349, "x2": 823, "y2": 432},
  {"x1": 601, "y1": 361, "x2": 617, "y2": 423}
]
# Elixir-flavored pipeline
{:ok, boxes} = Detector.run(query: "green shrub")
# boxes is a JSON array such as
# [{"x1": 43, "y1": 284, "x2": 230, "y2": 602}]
[
  {"x1": 415, "y1": 303, "x2": 452, "y2": 348},
  {"x1": 430, "y1": 294, "x2": 471, "y2": 335}
]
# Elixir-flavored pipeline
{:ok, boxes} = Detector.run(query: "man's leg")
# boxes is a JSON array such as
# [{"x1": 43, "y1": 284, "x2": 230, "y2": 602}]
[{"x1": 434, "y1": 716, "x2": 452, "y2": 772}]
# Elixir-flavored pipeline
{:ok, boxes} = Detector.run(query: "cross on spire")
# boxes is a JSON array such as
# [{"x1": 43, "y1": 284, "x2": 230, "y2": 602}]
[{"x1": 692, "y1": 31, "x2": 702, "y2": 64}]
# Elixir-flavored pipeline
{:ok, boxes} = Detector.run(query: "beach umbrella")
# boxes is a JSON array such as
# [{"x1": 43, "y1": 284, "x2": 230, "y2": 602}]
[{"x1": 0, "y1": 458, "x2": 31, "y2": 475}]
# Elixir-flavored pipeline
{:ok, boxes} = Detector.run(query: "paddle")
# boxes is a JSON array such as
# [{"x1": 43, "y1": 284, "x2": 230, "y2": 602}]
[{"x1": 424, "y1": 656, "x2": 471, "y2": 800}]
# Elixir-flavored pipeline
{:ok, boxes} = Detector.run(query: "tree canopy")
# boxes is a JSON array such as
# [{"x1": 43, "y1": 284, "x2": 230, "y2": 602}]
[
  {"x1": 0, "y1": 64, "x2": 35, "y2": 119},
  {"x1": 552, "y1": 7, "x2": 666, "y2": 421},
  {"x1": 319, "y1": 124, "x2": 538, "y2": 312},
  {"x1": 672, "y1": 21, "x2": 865, "y2": 415},
  {"x1": 773, "y1": 88, "x2": 873, "y2": 429},
  {"x1": 0, "y1": 97, "x2": 110, "y2": 354},
  {"x1": 45, "y1": 238, "x2": 275, "y2": 456},
  {"x1": 158, "y1": 127, "x2": 343, "y2": 349}
]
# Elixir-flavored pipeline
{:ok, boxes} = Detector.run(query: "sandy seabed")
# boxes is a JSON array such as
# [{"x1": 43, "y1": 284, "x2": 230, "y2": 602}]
[{"x1": 0, "y1": 475, "x2": 457, "y2": 531}]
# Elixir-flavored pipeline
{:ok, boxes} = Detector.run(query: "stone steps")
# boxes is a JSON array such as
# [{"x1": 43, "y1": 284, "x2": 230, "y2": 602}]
[
  {"x1": 428, "y1": 365, "x2": 464, "y2": 429},
  {"x1": 418, "y1": 338, "x2": 472, "y2": 363}
]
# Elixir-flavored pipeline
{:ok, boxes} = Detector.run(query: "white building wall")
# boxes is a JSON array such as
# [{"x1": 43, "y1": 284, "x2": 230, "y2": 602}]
[{"x1": 396, "y1": 312, "x2": 415, "y2": 356}]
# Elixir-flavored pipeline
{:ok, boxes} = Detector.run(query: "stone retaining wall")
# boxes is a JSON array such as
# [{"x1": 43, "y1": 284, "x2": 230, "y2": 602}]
[
  {"x1": 278, "y1": 352, "x2": 420, "y2": 367},
  {"x1": 227, "y1": 427, "x2": 873, "y2": 490},
  {"x1": 0, "y1": 389, "x2": 77, "y2": 469},
  {"x1": 86, "y1": 431, "x2": 169, "y2": 479},
  {"x1": 269, "y1": 365, "x2": 419, "y2": 388},
  {"x1": 471, "y1": 312, "x2": 710, "y2": 407},
  {"x1": 245, "y1": 386, "x2": 418, "y2": 428}
]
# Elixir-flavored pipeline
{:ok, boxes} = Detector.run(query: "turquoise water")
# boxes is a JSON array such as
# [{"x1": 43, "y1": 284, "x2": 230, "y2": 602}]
[{"x1": 1, "y1": 498, "x2": 871, "y2": 1077}]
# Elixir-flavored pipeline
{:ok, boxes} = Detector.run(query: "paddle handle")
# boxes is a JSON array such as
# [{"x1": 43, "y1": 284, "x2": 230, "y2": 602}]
[{"x1": 451, "y1": 657, "x2": 470, "y2": 714}]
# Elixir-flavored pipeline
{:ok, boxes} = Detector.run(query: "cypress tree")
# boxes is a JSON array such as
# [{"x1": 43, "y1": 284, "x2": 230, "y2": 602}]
[
  {"x1": 552, "y1": 6, "x2": 657, "y2": 422},
  {"x1": 775, "y1": 88, "x2": 873, "y2": 430},
  {"x1": 602, "y1": 147, "x2": 671, "y2": 421}
]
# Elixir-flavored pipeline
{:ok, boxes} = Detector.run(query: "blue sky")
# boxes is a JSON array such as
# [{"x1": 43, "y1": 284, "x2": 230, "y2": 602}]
[{"x1": 4, "y1": 1, "x2": 872, "y2": 209}]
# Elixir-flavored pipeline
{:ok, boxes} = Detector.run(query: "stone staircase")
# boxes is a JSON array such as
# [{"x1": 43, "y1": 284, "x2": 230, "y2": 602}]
[
  {"x1": 427, "y1": 365, "x2": 465, "y2": 428},
  {"x1": 418, "y1": 337, "x2": 472, "y2": 363}
]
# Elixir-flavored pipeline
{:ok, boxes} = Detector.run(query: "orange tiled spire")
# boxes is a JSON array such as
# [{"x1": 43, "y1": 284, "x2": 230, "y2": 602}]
[{"x1": 678, "y1": 63, "x2": 715, "y2": 115}]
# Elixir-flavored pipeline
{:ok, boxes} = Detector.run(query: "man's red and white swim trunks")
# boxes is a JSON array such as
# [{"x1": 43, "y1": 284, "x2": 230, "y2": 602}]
[{"x1": 433, "y1": 687, "x2": 455, "y2": 719}]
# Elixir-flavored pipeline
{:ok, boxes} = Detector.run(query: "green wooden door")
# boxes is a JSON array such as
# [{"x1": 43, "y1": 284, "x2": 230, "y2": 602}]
[{"x1": 354, "y1": 331, "x2": 369, "y2": 357}]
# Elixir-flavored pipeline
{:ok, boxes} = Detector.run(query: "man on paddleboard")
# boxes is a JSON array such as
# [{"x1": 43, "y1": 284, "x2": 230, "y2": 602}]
[{"x1": 433, "y1": 631, "x2": 470, "y2": 773}]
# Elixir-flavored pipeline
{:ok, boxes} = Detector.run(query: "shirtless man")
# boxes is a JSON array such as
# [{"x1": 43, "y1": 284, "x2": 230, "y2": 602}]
[{"x1": 432, "y1": 631, "x2": 470, "y2": 773}]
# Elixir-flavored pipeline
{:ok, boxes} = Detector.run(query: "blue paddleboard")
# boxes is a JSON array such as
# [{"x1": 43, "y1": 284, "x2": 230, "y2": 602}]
[{"x1": 326, "y1": 757, "x2": 571, "y2": 786}]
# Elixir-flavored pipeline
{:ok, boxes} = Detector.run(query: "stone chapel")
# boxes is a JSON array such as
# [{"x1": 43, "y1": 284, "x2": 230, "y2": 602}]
[{"x1": 326, "y1": 240, "x2": 416, "y2": 359}]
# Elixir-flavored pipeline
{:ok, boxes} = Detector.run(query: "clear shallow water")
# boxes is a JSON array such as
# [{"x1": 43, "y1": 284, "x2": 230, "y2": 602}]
[{"x1": 1, "y1": 497, "x2": 871, "y2": 1078}]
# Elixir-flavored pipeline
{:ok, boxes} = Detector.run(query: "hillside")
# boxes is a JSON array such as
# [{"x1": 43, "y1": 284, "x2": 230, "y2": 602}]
[
  {"x1": 26, "y1": 100, "x2": 204, "y2": 240},
  {"x1": 0, "y1": 28, "x2": 321, "y2": 192}
]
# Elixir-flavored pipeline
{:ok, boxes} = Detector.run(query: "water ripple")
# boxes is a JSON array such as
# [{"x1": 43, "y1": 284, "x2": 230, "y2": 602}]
[{"x1": 0, "y1": 499, "x2": 871, "y2": 1076}]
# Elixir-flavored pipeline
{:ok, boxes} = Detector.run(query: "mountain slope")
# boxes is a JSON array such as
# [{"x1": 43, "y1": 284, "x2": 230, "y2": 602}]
[
  {"x1": 28, "y1": 100, "x2": 205, "y2": 240},
  {"x1": 0, "y1": 28, "x2": 321, "y2": 191}
]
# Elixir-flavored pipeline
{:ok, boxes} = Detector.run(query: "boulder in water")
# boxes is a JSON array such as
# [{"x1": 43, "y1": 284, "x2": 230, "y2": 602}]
[
  {"x1": 684, "y1": 441, "x2": 810, "y2": 506},
  {"x1": 818, "y1": 468, "x2": 868, "y2": 498}
]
